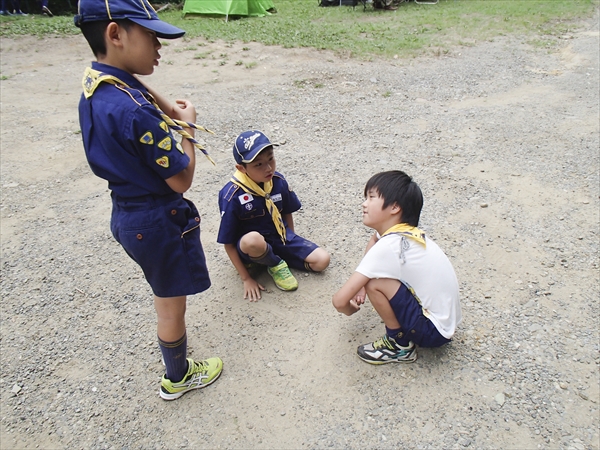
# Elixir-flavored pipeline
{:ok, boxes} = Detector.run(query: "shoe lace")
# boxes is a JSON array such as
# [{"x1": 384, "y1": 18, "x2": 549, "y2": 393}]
[
  {"x1": 275, "y1": 266, "x2": 293, "y2": 280},
  {"x1": 189, "y1": 360, "x2": 209, "y2": 375},
  {"x1": 373, "y1": 335, "x2": 395, "y2": 350}
]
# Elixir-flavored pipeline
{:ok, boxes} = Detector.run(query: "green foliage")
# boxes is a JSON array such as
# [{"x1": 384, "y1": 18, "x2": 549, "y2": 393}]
[{"x1": 1, "y1": 0, "x2": 597, "y2": 59}]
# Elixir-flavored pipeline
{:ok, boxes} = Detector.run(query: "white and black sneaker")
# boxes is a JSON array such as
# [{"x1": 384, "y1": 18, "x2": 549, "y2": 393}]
[{"x1": 357, "y1": 335, "x2": 417, "y2": 364}]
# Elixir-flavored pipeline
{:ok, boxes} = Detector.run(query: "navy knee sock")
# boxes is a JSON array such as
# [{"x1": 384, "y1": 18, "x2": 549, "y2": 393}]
[
  {"x1": 250, "y1": 243, "x2": 282, "y2": 267},
  {"x1": 386, "y1": 326, "x2": 410, "y2": 346},
  {"x1": 158, "y1": 332, "x2": 188, "y2": 382}
]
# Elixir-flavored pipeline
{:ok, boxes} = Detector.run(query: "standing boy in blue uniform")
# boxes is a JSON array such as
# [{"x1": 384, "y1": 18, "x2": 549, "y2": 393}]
[
  {"x1": 333, "y1": 171, "x2": 461, "y2": 364},
  {"x1": 217, "y1": 131, "x2": 330, "y2": 301},
  {"x1": 75, "y1": 0, "x2": 222, "y2": 400}
]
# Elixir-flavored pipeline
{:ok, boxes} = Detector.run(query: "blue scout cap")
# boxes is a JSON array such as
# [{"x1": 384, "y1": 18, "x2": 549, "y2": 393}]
[
  {"x1": 74, "y1": 0, "x2": 185, "y2": 39},
  {"x1": 233, "y1": 130, "x2": 275, "y2": 164}
]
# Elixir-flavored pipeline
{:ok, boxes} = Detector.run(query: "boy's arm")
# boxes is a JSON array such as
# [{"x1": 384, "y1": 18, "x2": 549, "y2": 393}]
[
  {"x1": 332, "y1": 271, "x2": 370, "y2": 316},
  {"x1": 137, "y1": 78, "x2": 196, "y2": 193},
  {"x1": 224, "y1": 243, "x2": 265, "y2": 302},
  {"x1": 282, "y1": 213, "x2": 294, "y2": 233},
  {"x1": 332, "y1": 232, "x2": 379, "y2": 315}
]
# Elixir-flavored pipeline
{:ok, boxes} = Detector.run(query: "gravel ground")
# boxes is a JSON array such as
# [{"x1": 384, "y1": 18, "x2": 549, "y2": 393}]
[{"x1": 1, "y1": 11, "x2": 599, "y2": 450}]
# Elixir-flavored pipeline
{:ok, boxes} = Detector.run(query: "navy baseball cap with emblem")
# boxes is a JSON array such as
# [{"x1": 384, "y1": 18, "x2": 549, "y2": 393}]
[
  {"x1": 74, "y1": 0, "x2": 185, "y2": 39},
  {"x1": 233, "y1": 130, "x2": 275, "y2": 164}
]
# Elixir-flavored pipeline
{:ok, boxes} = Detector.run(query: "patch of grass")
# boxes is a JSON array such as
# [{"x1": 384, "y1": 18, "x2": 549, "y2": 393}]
[
  {"x1": 244, "y1": 61, "x2": 258, "y2": 69},
  {"x1": 165, "y1": 0, "x2": 596, "y2": 59},
  {"x1": 0, "y1": 0, "x2": 596, "y2": 60},
  {"x1": 235, "y1": 60, "x2": 243, "y2": 65},
  {"x1": 1, "y1": 75, "x2": 10, "y2": 80},
  {"x1": 193, "y1": 51, "x2": 211, "y2": 59},
  {"x1": 382, "y1": 90, "x2": 392, "y2": 98}
]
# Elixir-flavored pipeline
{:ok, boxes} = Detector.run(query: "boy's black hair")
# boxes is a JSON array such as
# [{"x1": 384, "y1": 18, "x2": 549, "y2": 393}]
[
  {"x1": 80, "y1": 19, "x2": 131, "y2": 57},
  {"x1": 364, "y1": 170, "x2": 423, "y2": 227}
]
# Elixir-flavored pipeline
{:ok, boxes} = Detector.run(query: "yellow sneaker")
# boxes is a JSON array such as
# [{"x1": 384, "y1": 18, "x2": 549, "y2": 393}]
[
  {"x1": 160, "y1": 357, "x2": 223, "y2": 400},
  {"x1": 267, "y1": 260, "x2": 298, "y2": 291}
]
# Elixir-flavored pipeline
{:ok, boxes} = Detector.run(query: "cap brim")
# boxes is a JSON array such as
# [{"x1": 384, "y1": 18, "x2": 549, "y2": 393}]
[
  {"x1": 130, "y1": 18, "x2": 185, "y2": 39},
  {"x1": 241, "y1": 143, "x2": 274, "y2": 163}
]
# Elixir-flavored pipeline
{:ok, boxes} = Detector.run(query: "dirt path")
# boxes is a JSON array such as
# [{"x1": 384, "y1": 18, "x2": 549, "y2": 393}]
[{"x1": 1, "y1": 14, "x2": 598, "y2": 449}]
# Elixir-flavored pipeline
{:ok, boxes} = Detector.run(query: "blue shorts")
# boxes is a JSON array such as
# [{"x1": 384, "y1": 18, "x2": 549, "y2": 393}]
[
  {"x1": 389, "y1": 283, "x2": 450, "y2": 348},
  {"x1": 237, "y1": 233, "x2": 318, "y2": 271},
  {"x1": 110, "y1": 193, "x2": 211, "y2": 298}
]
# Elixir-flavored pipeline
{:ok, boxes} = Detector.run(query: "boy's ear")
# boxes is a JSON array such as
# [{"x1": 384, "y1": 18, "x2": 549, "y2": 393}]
[
  {"x1": 235, "y1": 163, "x2": 247, "y2": 173},
  {"x1": 105, "y1": 22, "x2": 124, "y2": 50},
  {"x1": 390, "y1": 203, "x2": 402, "y2": 216}
]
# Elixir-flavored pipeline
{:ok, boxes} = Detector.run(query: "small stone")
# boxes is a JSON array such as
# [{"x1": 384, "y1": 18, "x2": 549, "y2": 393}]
[
  {"x1": 11, "y1": 384, "x2": 21, "y2": 394},
  {"x1": 559, "y1": 382, "x2": 568, "y2": 390},
  {"x1": 280, "y1": 411, "x2": 286, "y2": 416},
  {"x1": 480, "y1": 203, "x2": 488, "y2": 208},
  {"x1": 494, "y1": 393, "x2": 505, "y2": 406},
  {"x1": 577, "y1": 391, "x2": 589, "y2": 401},
  {"x1": 370, "y1": 78, "x2": 377, "y2": 83}
]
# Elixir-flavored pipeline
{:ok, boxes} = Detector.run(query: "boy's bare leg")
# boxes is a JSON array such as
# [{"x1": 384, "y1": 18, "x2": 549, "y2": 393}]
[
  {"x1": 154, "y1": 295, "x2": 187, "y2": 341},
  {"x1": 239, "y1": 231, "x2": 268, "y2": 258},
  {"x1": 304, "y1": 248, "x2": 331, "y2": 272},
  {"x1": 364, "y1": 278, "x2": 401, "y2": 329}
]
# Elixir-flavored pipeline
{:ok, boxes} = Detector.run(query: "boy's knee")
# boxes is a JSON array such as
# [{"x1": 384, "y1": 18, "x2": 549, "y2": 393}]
[
  {"x1": 239, "y1": 231, "x2": 267, "y2": 253},
  {"x1": 306, "y1": 248, "x2": 330, "y2": 272}
]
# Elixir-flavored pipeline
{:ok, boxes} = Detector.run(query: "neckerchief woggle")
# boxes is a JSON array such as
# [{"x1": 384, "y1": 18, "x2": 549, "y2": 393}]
[
  {"x1": 231, "y1": 169, "x2": 287, "y2": 245},
  {"x1": 81, "y1": 67, "x2": 215, "y2": 165},
  {"x1": 381, "y1": 223, "x2": 426, "y2": 247}
]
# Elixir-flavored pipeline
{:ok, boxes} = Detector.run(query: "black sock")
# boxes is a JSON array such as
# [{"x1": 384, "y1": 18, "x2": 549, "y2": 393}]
[{"x1": 158, "y1": 332, "x2": 188, "y2": 382}]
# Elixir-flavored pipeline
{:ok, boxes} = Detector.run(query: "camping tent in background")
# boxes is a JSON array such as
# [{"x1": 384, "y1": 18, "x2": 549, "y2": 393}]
[{"x1": 182, "y1": 0, "x2": 276, "y2": 18}]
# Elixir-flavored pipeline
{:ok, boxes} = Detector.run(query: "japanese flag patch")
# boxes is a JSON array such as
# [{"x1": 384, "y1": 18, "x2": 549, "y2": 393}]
[{"x1": 238, "y1": 193, "x2": 254, "y2": 205}]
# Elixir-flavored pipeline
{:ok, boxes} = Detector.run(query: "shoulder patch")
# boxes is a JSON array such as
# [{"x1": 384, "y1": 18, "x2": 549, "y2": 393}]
[
  {"x1": 158, "y1": 136, "x2": 172, "y2": 151},
  {"x1": 159, "y1": 121, "x2": 169, "y2": 133},
  {"x1": 155, "y1": 156, "x2": 169, "y2": 168},
  {"x1": 176, "y1": 142, "x2": 184, "y2": 154},
  {"x1": 140, "y1": 131, "x2": 154, "y2": 145},
  {"x1": 238, "y1": 193, "x2": 254, "y2": 205}
]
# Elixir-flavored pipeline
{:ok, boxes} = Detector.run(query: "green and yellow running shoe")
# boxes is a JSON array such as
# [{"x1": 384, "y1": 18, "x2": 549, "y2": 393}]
[
  {"x1": 267, "y1": 260, "x2": 298, "y2": 291},
  {"x1": 160, "y1": 357, "x2": 223, "y2": 401}
]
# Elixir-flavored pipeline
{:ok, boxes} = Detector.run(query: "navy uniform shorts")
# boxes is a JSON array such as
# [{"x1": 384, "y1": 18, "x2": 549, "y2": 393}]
[
  {"x1": 389, "y1": 283, "x2": 451, "y2": 348},
  {"x1": 110, "y1": 193, "x2": 211, "y2": 298},
  {"x1": 236, "y1": 233, "x2": 318, "y2": 271}
]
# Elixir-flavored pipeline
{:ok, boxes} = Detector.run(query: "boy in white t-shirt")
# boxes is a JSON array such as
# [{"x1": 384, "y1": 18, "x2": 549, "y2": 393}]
[{"x1": 332, "y1": 170, "x2": 461, "y2": 364}]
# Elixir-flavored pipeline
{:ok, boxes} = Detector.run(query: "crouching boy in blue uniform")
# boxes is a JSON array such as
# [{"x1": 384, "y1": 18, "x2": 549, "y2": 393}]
[
  {"x1": 333, "y1": 171, "x2": 462, "y2": 364},
  {"x1": 217, "y1": 131, "x2": 330, "y2": 301},
  {"x1": 75, "y1": 0, "x2": 222, "y2": 399}
]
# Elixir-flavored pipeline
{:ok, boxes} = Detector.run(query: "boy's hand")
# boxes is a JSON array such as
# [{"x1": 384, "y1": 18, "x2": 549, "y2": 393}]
[
  {"x1": 353, "y1": 287, "x2": 366, "y2": 305},
  {"x1": 173, "y1": 99, "x2": 196, "y2": 124},
  {"x1": 347, "y1": 299, "x2": 361, "y2": 315},
  {"x1": 243, "y1": 278, "x2": 265, "y2": 302}
]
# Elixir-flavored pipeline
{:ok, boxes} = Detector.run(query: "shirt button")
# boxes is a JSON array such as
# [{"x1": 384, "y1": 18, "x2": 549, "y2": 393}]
[
  {"x1": 195, "y1": 217, "x2": 200, "y2": 222},
  {"x1": 398, "y1": 332, "x2": 403, "y2": 338},
  {"x1": 411, "y1": 330, "x2": 416, "y2": 334},
  {"x1": 136, "y1": 234, "x2": 143, "y2": 240},
  {"x1": 171, "y1": 209, "x2": 177, "y2": 215}
]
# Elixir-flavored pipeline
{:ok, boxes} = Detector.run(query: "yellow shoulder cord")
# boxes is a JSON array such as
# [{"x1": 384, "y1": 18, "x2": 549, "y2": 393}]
[{"x1": 82, "y1": 67, "x2": 215, "y2": 165}]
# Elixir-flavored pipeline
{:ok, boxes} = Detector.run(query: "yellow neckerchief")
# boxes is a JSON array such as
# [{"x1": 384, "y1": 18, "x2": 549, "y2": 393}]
[
  {"x1": 81, "y1": 67, "x2": 215, "y2": 165},
  {"x1": 381, "y1": 223, "x2": 426, "y2": 247},
  {"x1": 231, "y1": 169, "x2": 286, "y2": 245}
]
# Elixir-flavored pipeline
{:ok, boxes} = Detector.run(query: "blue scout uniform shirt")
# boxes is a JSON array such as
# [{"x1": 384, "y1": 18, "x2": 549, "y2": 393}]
[
  {"x1": 217, "y1": 172, "x2": 301, "y2": 244},
  {"x1": 78, "y1": 62, "x2": 190, "y2": 198}
]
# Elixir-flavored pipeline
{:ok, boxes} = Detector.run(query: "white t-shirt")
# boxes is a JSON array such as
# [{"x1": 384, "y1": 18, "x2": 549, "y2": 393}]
[{"x1": 356, "y1": 233, "x2": 461, "y2": 339}]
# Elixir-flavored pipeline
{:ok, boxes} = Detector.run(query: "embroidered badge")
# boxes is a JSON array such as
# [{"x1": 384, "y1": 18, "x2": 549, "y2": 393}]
[
  {"x1": 270, "y1": 193, "x2": 282, "y2": 202},
  {"x1": 156, "y1": 156, "x2": 169, "y2": 168},
  {"x1": 159, "y1": 121, "x2": 169, "y2": 133},
  {"x1": 140, "y1": 131, "x2": 154, "y2": 145},
  {"x1": 245, "y1": 203, "x2": 253, "y2": 210},
  {"x1": 158, "y1": 137, "x2": 172, "y2": 151},
  {"x1": 238, "y1": 193, "x2": 254, "y2": 205},
  {"x1": 176, "y1": 142, "x2": 184, "y2": 154}
]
